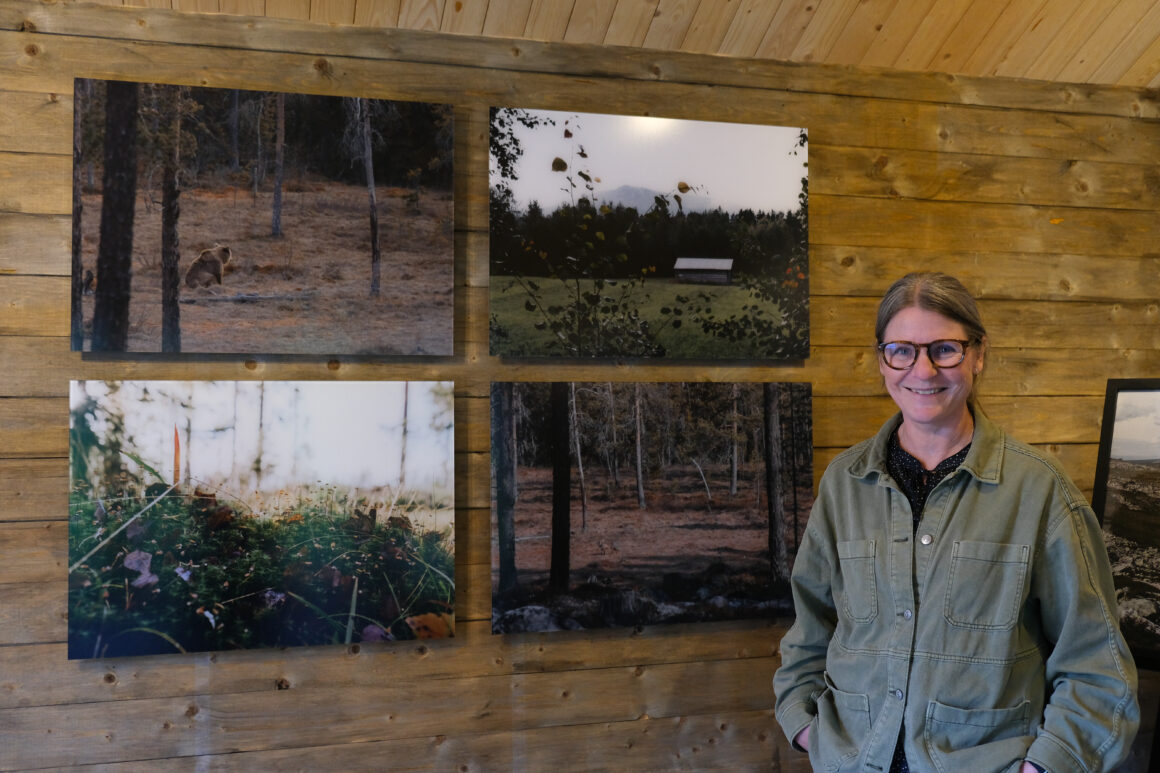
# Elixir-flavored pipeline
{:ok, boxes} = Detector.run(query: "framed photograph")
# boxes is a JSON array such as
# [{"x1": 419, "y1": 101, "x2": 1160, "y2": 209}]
[
  {"x1": 1093, "y1": 378, "x2": 1160, "y2": 669},
  {"x1": 489, "y1": 107, "x2": 809, "y2": 361},
  {"x1": 71, "y1": 80, "x2": 454, "y2": 356},
  {"x1": 490, "y1": 381, "x2": 812, "y2": 634},
  {"x1": 68, "y1": 380, "x2": 455, "y2": 659}
]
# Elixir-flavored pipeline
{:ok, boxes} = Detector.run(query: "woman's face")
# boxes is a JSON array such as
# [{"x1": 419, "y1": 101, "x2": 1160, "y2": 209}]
[{"x1": 878, "y1": 305, "x2": 984, "y2": 434}]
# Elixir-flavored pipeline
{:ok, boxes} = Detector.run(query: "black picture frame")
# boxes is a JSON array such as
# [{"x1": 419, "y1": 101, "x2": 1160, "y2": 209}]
[{"x1": 1092, "y1": 378, "x2": 1160, "y2": 671}]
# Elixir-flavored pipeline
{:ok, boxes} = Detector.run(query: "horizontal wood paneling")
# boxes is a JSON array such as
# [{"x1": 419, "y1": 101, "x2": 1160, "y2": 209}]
[{"x1": 1, "y1": 1, "x2": 1158, "y2": 770}]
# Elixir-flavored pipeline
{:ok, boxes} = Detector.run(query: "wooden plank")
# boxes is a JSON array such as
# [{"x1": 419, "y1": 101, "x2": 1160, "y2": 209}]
[
  {"x1": 524, "y1": 0, "x2": 574, "y2": 41},
  {"x1": 1056, "y1": 0, "x2": 1158, "y2": 84},
  {"x1": 1115, "y1": 30, "x2": 1160, "y2": 87},
  {"x1": 0, "y1": 457, "x2": 68, "y2": 523},
  {"x1": 814, "y1": 144, "x2": 1160, "y2": 211},
  {"x1": 5, "y1": 2, "x2": 1160, "y2": 119},
  {"x1": 923, "y1": 0, "x2": 1014, "y2": 75},
  {"x1": 0, "y1": 520, "x2": 64, "y2": 585},
  {"x1": 0, "y1": 213, "x2": 71, "y2": 275},
  {"x1": 717, "y1": 0, "x2": 784, "y2": 59},
  {"x1": 561, "y1": 0, "x2": 616, "y2": 43},
  {"x1": 857, "y1": 0, "x2": 936, "y2": 68},
  {"x1": 0, "y1": 89, "x2": 71, "y2": 155},
  {"x1": 963, "y1": 0, "x2": 1049, "y2": 77},
  {"x1": 754, "y1": 0, "x2": 822, "y2": 60},
  {"x1": 15, "y1": 709, "x2": 787, "y2": 772},
  {"x1": 0, "y1": 396, "x2": 67, "y2": 458},
  {"x1": 219, "y1": 0, "x2": 266, "y2": 15},
  {"x1": 1023, "y1": 0, "x2": 1114, "y2": 82},
  {"x1": 811, "y1": 194, "x2": 1160, "y2": 258},
  {"x1": 891, "y1": 0, "x2": 973, "y2": 71},
  {"x1": 811, "y1": 244, "x2": 1160, "y2": 303},
  {"x1": 990, "y1": 0, "x2": 1085, "y2": 79},
  {"x1": 352, "y1": 0, "x2": 401, "y2": 27},
  {"x1": 440, "y1": 0, "x2": 488, "y2": 35},
  {"x1": 641, "y1": 0, "x2": 699, "y2": 51},
  {"x1": 481, "y1": 0, "x2": 532, "y2": 37},
  {"x1": 825, "y1": 0, "x2": 900, "y2": 67},
  {"x1": 0, "y1": 658, "x2": 776, "y2": 768},
  {"x1": 310, "y1": 0, "x2": 357, "y2": 24},
  {"x1": 1090, "y1": 0, "x2": 1160, "y2": 84},
  {"x1": 0, "y1": 275, "x2": 69, "y2": 336},
  {"x1": 0, "y1": 617, "x2": 782, "y2": 708},
  {"x1": 678, "y1": 0, "x2": 742, "y2": 55},
  {"x1": 788, "y1": 0, "x2": 861, "y2": 63},
  {"x1": 397, "y1": 0, "x2": 445, "y2": 31},
  {"x1": 264, "y1": 0, "x2": 312, "y2": 22},
  {"x1": 603, "y1": 0, "x2": 660, "y2": 47},
  {"x1": 0, "y1": 580, "x2": 65, "y2": 644}
]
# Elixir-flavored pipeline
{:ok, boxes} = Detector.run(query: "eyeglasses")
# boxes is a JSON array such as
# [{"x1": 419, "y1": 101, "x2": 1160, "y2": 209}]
[{"x1": 878, "y1": 339, "x2": 972, "y2": 370}]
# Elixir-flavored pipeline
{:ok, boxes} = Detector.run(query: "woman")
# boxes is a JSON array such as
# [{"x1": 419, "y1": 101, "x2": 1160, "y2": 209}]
[{"x1": 773, "y1": 273, "x2": 1138, "y2": 772}]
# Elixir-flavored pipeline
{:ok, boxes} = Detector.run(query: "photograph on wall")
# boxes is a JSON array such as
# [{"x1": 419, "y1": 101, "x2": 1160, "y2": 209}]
[
  {"x1": 1093, "y1": 378, "x2": 1160, "y2": 669},
  {"x1": 68, "y1": 379, "x2": 455, "y2": 659},
  {"x1": 489, "y1": 107, "x2": 809, "y2": 361},
  {"x1": 70, "y1": 79, "x2": 454, "y2": 356},
  {"x1": 490, "y1": 381, "x2": 812, "y2": 634}
]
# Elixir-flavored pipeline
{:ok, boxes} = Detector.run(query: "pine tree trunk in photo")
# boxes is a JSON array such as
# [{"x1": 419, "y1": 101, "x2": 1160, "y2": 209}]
[
  {"x1": 399, "y1": 382, "x2": 409, "y2": 490},
  {"x1": 764, "y1": 382, "x2": 789, "y2": 584},
  {"x1": 91, "y1": 80, "x2": 139, "y2": 352},
  {"x1": 491, "y1": 383, "x2": 518, "y2": 595},
  {"x1": 160, "y1": 86, "x2": 182, "y2": 353},
  {"x1": 549, "y1": 381, "x2": 571, "y2": 594},
  {"x1": 70, "y1": 78, "x2": 87, "y2": 351},
  {"x1": 358, "y1": 98, "x2": 382, "y2": 297},
  {"x1": 730, "y1": 382, "x2": 740, "y2": 496},
  {"x1": 606, "y1": 382, "x2": 620, "y2": 488},
  {"x1": 228, "y1": 90, "x2": 240, "y2": 173},
  {"x1": 569, "y1": 382, "x2": 588, "y2": 531},
  {"x1": 271, "y1": 92, "x2": 285, "y2": 238}
]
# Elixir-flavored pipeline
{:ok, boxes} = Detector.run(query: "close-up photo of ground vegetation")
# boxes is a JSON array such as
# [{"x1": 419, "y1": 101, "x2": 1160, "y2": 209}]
[{"x1": 68, "y1": 380, "x2": 455, "y2": 659}]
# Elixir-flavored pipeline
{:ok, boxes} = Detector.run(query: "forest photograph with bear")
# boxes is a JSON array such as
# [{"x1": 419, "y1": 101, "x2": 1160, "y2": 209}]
[{"x1": 70, "y1": 79, "x2": 454, "y2": 355}]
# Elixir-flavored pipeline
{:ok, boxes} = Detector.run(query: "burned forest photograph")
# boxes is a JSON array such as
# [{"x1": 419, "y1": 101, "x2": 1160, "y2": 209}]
[
  {"x1": 70, "y1": 79, "x2": 454, "y2": 356},
  {"x1": 490, "y1": 381, "x2": 812, "y2": 634},
  {"x1": 69, "y1": 380, "x2": 455, "y2": 659}
]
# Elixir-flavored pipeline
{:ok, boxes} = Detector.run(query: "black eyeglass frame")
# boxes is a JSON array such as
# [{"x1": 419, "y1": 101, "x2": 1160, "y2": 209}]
[{"x1": 877, "y1": 339, "x2": 974, "y2": 370}]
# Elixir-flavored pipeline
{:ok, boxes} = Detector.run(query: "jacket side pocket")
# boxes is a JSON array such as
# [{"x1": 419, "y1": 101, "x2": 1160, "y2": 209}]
[
  {"x1": 944, "y1": 541, "x2": 1028, "y2": 630},
  {"x1": 924, "y1": 699, "x2": 1034, "y2": 773},
  {"x1": 810, "y1": 673, "x2": 871, "y2": 772}
]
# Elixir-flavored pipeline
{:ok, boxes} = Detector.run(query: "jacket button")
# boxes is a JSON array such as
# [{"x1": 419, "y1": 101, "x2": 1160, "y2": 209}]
[
  {"x1": 903, "y1": 609, "x2": 913, "y2": 620},
  {"x1": 919, "y1": 533, "x2": 933, "y2": 545},
  {"x1": 894, "y1": 689, "x2": 904, "y2": 700}
]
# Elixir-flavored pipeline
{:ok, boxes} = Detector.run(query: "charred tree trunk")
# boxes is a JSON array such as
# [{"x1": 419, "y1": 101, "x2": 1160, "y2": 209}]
[
  {"x1": 160, "y1": 85, "x2": 182, "y2": 353},
  {"x1": 764, "y1": 382, "x2": 789, "y2": 584},
  {"x1": 91, "y1": 80, "x2": 139, "y2": 352},
  {"x1": 549, "y1": 382, "x2": 571, "y2": 593},
  {"x1": 491, "y1": 382, "x2": 518, "y2": 595},
  {"x1": 70, "y1": 78, "x2": 88, "y2": 351}
]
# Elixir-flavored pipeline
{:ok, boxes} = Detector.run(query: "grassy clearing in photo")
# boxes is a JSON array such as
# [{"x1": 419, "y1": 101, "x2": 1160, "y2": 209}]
[{"x1": 68, "y1": 380, "x2": 455, "y2": 659}]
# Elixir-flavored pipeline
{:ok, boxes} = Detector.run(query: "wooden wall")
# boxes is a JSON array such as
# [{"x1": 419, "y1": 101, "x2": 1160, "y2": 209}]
[{"x1": 2, "y1": 1, "x2": 1160, "y2": 769}]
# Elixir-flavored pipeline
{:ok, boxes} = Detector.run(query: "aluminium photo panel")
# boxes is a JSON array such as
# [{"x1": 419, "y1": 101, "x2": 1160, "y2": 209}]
[
  {"x1": 490, "y1": 381, "x2": 812, "y2": 634},
  {"x1": 489, "y1": 107, "x2": 809, "y2": 361},
  {"x1": 68, "y1": 380, "x2": 455, "y2": 659},
  {"x1": 1093, "y1": 378, "x2": 1160, "y2": 669},
  {"x1": 71, "y1": 80, "x2": 454, "y2": 356}
]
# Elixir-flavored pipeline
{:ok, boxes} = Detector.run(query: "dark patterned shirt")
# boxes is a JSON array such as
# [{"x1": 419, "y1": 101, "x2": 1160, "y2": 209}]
[{"x1": 886, "y1": 427, "x2": 971, "y2": 773}]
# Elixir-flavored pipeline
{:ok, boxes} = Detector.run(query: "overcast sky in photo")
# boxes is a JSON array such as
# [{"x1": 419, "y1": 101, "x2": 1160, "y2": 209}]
[
  {"x1": 493, "y1": 108, "x2": 807, "y2": 215},
  {"x1": 1111, "y1": 391, "x2": 1160, "y2": 460}
]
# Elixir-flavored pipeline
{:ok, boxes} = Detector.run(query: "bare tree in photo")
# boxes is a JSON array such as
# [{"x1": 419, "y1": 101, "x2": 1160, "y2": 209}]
[
  {"x1": 271, "y1": 91, "x2": 285, "y2": 238},
  {"x1": 160, "y1": 85, "x2": 183, "y2": 353},
  {"x1": 91, "y1": 80, "x2": 139, "y2": 352},
  {"x1": 634, "y1": 382, "x2": 647, "y2": 509},
  {"x1": 70, "y1": 79, "x2": 88, "y2": 351},
  {"x1": 491, "y1": 382, "x2": 518, "y2": 595},
  {"x1": 345, "y1": 98, "x2": 383, "y2": 297},
  {"x1": 549, "y1": 381, "x2": 571, "y2": 593},
  {"x1": 764, "y1": 382, "x2": 789, "y2": 584}
]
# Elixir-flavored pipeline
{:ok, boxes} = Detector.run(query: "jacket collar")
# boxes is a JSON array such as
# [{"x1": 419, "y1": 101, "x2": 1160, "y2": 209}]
[{"x1": 848, "y1": 408, "x2": 1004, "y2": 486}]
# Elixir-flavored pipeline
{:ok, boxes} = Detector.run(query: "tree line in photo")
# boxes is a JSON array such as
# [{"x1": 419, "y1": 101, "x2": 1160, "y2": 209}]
[
  {"x1": 489, "y1": 107, "x2": 809, "y2": 360},
  {"x1": 71, "y1": 79, "x2": 452, "y2": 352}
]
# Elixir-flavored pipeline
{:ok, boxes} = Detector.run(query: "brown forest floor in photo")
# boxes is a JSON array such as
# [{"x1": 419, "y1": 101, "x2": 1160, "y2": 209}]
[{"x1": 76, "y1": 181, "x2": 454, "y2": 355}]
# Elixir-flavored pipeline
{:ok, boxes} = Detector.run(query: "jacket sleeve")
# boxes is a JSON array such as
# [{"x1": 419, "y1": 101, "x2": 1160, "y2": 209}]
[
  {"x1": 1025, "y1": 500, "x2": 1139, "y2": 773},
  {"x1": 773, "y1": 514, "x2": 838, "y2": 748}
]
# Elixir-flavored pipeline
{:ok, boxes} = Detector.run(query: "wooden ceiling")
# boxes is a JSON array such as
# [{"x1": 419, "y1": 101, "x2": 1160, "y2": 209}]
[{"x1": 132, "y1": 0, "x2": 1160, "y2": 89}]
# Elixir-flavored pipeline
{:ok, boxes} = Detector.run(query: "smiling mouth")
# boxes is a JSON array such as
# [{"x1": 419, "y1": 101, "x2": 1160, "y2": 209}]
[{"x1": 907, "y1": 387, "x2": 945, "y2": 395}]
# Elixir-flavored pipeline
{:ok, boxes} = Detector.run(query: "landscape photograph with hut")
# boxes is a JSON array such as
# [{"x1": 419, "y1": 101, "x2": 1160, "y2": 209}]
[
  {"x1": 70, "y1": 79, "x2": 454, "y2": 355},
  {"x1": 68, "y1": 379, "x2": 455, "y2": 659},
  {"x1": 489, "y1": 107, "x2": 809, "y2": 360},
  {"x1": 490, "y1": 381, "x2": 812, "y2": 634}
]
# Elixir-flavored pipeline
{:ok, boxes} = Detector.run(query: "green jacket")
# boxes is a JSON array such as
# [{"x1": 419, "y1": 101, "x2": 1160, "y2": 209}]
[{"x1": 773, "y1": 411, "x2": 1138, "y2": 773}]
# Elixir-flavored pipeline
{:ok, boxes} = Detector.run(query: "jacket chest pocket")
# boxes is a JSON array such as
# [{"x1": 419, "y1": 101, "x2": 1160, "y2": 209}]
[
  {"x1": 944, "y1": 541, "x2": 1029, "y2": 630},
  {"x1": 837, "y1": 539, "x2": 878, "y2": 624}
]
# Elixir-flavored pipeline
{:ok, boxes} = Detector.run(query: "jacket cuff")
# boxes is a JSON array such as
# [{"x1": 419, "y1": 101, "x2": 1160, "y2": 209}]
[
  {"x1": 1026, "y1": 733, "x2": 1087, "y2": 773},
  {"x1": 775, "y1": 701, "x2": 815, "y2": 752}
]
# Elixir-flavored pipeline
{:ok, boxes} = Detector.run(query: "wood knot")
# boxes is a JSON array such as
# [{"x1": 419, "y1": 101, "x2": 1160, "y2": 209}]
[
  {"x1": 275, "y1": 677, "x2": 291, "y2": 690},
  {"x1": 243, "y1": 359, "x2": 257, "y2": 370},
  {"x1": 348, "y1": 643, "x2": 361, "y2": 655},
  {"x1": 313, "y1": 58, "x2": 335, "y2": 78},
  {"x1": 103, "y1": 673, "x2": 117, "y2": 685},
  {"x1": 24, "y1": 44, "x2": 40, "y2": 57},
  {"x1": 19, "y1": 19, "x2": 36, "y2": 32},
  {"x1": 841, "y1": 255, "x2": 856, "y2": 268},
  {"x1": 185, "y1": 704, "x2": 199, "y2": 718},
  {"x1": 327, "y1": 359, "x2": 340, "y2": 371}
]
